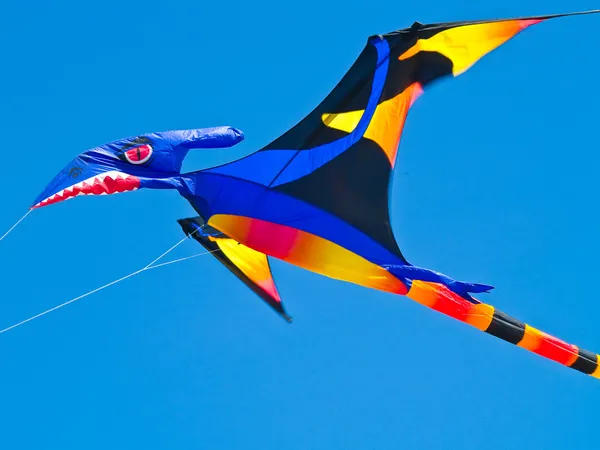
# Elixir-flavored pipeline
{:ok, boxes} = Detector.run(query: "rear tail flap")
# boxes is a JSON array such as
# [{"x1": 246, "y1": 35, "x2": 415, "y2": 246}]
[{"x1": 406, "y1": 280, "x2": 600, "y2": 378}]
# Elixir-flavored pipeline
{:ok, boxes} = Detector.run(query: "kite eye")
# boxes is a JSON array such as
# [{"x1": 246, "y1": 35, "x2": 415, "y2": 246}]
[{"x1": 123, "y1": 144, "x2": 153, "y2": 165}]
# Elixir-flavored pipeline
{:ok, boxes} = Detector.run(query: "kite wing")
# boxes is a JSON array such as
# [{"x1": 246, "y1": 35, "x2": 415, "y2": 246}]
[
  {"x1": 178, "y1": 217, "x2": 291, "y2": 322},
  {"x1": 182, "y1": 11, "x2": 600, "y2": 378},
  {"x1": 203, "y1": 10, "x2": 598, "y2": 264}
]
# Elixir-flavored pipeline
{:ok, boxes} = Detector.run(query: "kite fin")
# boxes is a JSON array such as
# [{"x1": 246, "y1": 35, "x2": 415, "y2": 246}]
[
  {"x1": 385, "y1": 264, "x2": 494, "y2": 302},
  {"x1": 177, "y1": 217, "x2": 292, "y2": 322},
  {"x1": 405, "y1": 280, "x2": 600, "y2": 378}
]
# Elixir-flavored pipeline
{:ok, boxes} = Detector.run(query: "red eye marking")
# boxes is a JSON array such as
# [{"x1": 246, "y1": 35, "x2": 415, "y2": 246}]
[{"x1": 123, "y1": 144, "x2": 153, "y2": 165}]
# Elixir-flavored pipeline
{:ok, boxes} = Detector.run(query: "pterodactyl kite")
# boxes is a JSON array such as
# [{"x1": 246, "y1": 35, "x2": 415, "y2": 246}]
[{"x1": 32, "y1": 10, "x2": 600, "y2": 378}]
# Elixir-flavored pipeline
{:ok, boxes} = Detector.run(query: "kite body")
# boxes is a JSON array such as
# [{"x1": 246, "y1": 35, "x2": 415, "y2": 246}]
[
  {"x1": 176, "y1": 11, "x2": 600, "y2": 378},
  {"x1": 33, "y1": 10, "x2": 600, "y2": 379},
  {"x1": 172, "y1": 14, "x2": 557, "y2": 308}
]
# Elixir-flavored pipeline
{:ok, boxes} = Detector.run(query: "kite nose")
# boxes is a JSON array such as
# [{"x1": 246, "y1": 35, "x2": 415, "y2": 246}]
[
  {"x1": 220, "y1": 126, "x2": 244, "y2": 145},
  {"x1": 231, "y1": 127, "x2": 244, "y2": 139}
]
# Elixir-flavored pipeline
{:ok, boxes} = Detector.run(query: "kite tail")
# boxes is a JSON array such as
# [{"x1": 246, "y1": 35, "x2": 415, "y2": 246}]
[{"x1": 405, "y1": 280, "x2": 600, "y2": 378}]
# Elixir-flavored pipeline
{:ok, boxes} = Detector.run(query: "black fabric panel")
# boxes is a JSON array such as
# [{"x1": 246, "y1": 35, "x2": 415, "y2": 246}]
[
  {"x1": 570, "y1": 348, "x2": 598, "y2": 374},
  {"x1": 274, "y1": 138, "x2": 406, "y2": 261},
  {"x1": 382, "y1": 48, "x2": 454, "y2": 102},
  {"x1": 485, "y1": 310, "x2": 526, "y2": 345},
  {"x1": 259, "y1": 30, "x2": 456, "y2": 152},
  {"x1": 253, "y1": 35, "x2": 456, "y2": 262},
  {"x1": 261, "y1": 44, "x2": 378, "y2": 151},
  {"x1": 248, "y1": 31, "x2": 458, "y2": 264}
]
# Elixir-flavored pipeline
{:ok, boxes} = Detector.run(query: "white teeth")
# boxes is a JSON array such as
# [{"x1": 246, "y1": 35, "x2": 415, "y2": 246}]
[
  {"x1": 37, "y1": 170, "x2": 132, "y2": 206},
  {"x1": 98, "y1": 170, "x2": 125, "y2": 183}
]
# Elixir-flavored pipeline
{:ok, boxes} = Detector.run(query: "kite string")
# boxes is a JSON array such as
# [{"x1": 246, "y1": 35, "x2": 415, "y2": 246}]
[
  {"x1": 0, "y1": 233, "x2": 216, "y2": 336},
  {"x1": 0, "y1": 209, "x2": 32, "y2": 243},
  {"x1": 0, "y1": 267, "x2": 146, "y2": 335},
  {"x1": 143, "y1": 235, "x2": 190, "y2": 269},
  {"x1": 145, "y1": 251, "x2": 215, "y2": 271}
]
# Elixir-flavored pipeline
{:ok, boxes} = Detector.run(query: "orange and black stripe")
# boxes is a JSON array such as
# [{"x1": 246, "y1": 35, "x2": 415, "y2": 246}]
[{"x1": 406, "y1": 281, "x2": 600, "y2": 378}]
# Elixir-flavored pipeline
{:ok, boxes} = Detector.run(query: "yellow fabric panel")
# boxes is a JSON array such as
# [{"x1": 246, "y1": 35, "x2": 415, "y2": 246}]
[
  {"x1": 517, "y1": 324, "x2": 544, "y2": 352},
  {"x1": 321, "y1": 83, "x2": 423, "y2": 165},
  {"x1": 321, "y1": 110, "x2": 363, "y2": 134},
  {"x1": 464, "y1": 303, "x2": 494, "y2": 331},
  {"x1": 362, "y1": 82, "x2": 422, "y2": 164},
  {"x1": 214, "y1": 238, "x2": 280, "y2": 301},
  {"x1": 405, "y1": 280, "x2": 442, "y2": 308},
  {"x1": 399, "y1": 19, "x2": 540, "y2": 76},
  {"x1": 208, "y1": 214, "x2": 408, "y2": 295}
]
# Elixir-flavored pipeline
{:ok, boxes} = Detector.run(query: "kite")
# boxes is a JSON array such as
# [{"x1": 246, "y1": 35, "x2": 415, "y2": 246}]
[{"x1": 27, "y1": 10, "x2": 600, "y2": 378}]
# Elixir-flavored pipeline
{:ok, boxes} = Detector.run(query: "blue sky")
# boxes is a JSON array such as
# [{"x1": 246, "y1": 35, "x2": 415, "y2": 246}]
[{"x1": 1, "y1": 0, "x2": 600, "y2": 448}]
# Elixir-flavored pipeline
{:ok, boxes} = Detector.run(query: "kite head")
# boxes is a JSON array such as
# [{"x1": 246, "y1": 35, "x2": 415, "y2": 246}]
[{"x1": 31, "y1": 126, "x2": 244, "y2": 209}]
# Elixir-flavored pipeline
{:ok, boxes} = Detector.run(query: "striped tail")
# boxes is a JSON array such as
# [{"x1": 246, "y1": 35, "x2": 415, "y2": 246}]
[{"x1": 406, "y1": 281, "x2": 600, "y2": 378}]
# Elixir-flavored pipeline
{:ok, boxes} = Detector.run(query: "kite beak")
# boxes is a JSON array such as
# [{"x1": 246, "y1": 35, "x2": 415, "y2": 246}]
[{"x1": 31, "y1": 169, "x2": 141, "y2": 210}]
